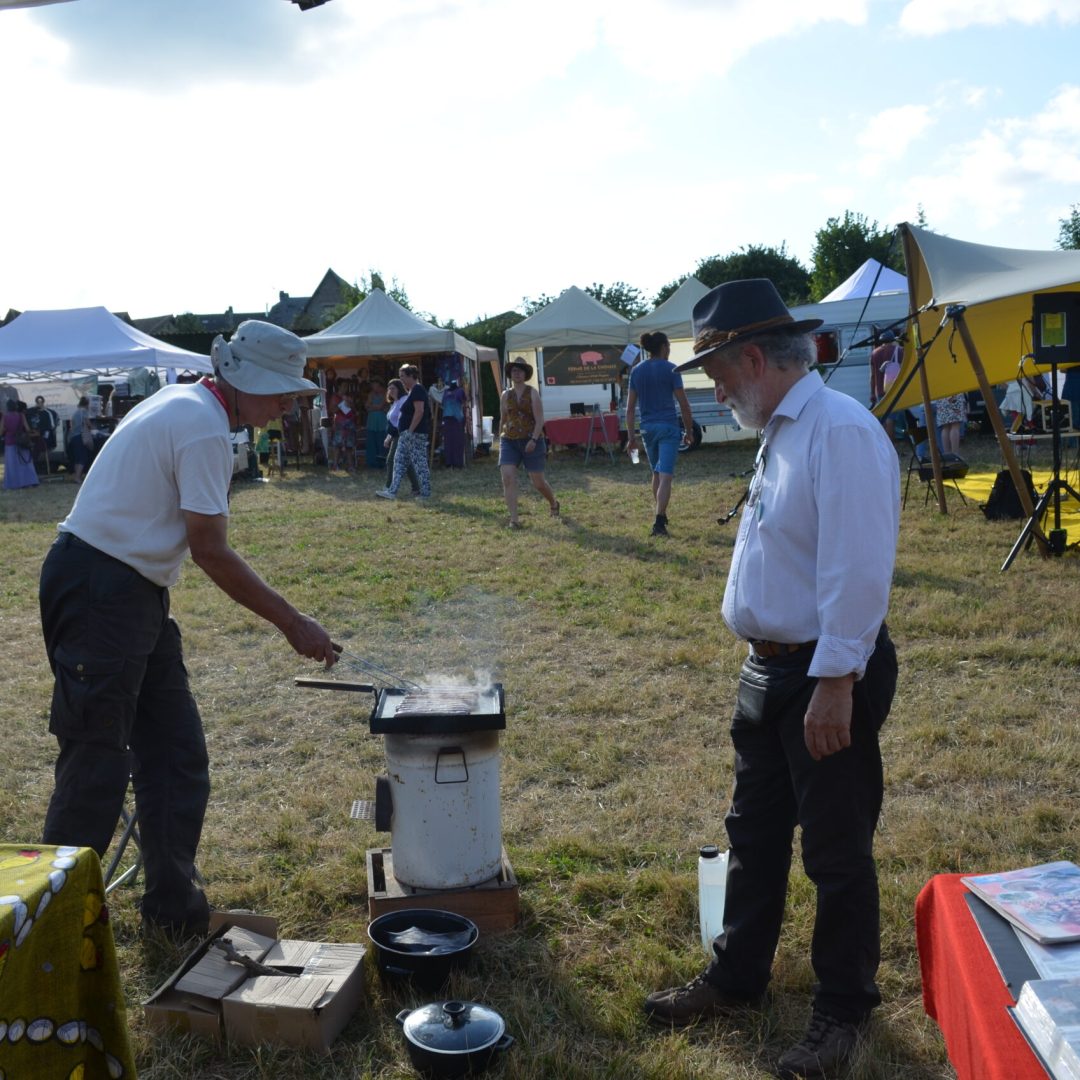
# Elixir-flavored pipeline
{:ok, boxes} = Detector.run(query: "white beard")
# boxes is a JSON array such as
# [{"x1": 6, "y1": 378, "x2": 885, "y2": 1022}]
[{"x1": 727, "y1": 381, "x2": 770, "y2": 430}]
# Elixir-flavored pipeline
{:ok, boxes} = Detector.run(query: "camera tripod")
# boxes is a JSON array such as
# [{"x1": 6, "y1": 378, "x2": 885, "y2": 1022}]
[{"x1": 1002, "y1": 358, "x2": 1080, "y2": 569}]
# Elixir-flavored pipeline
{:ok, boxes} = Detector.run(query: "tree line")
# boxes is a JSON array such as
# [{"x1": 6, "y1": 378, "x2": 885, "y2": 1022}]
[
  {"x1": 527, "y1": 209, "x2": 909, "y2": 320},
  {"x1": 321, "y1": 205, "x2": 1080, "y2": 341}
]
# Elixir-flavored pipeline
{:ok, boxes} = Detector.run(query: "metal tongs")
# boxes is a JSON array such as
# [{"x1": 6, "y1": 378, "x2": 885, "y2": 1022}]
[{"x1": 294, "y1": 643, "x2": 421, "y2": 692}]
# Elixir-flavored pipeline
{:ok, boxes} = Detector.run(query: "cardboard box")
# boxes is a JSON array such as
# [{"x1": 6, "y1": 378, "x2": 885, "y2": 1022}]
[{"x1": 144, "y1": 913, "x2": 366, "y2": 1052}]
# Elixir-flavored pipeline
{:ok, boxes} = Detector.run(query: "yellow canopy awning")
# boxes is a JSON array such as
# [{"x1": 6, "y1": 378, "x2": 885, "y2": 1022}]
[{"x1": 876, "y1": 223, "x2": 1080, "y2": 415}]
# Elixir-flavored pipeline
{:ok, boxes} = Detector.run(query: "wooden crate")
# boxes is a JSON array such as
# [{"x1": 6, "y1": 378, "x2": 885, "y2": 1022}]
[{"x1": 366, "y1": 847, "x2": 520, "y2": 934}]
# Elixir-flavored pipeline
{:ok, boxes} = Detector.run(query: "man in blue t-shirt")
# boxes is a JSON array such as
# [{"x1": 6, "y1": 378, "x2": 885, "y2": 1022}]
[{"x1": 625, "y1": 331, "x2": 694, "y2": 536}]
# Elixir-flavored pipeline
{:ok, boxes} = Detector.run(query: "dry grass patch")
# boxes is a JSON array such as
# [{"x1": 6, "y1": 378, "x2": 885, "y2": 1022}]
[{"x1": 3, "y1": 435, "x2": 1077, "y2": 1078}]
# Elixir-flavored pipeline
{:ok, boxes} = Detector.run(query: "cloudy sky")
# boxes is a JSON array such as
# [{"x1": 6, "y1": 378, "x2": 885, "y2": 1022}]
[{"x1": 1, "y1": 0, "x2": 1078, "y2": 325}]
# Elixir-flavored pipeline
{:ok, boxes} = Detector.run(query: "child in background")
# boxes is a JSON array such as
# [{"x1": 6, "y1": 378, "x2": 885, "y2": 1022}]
[{"x1": 333, "y1": 393, "x2": 358, "y2": 471}]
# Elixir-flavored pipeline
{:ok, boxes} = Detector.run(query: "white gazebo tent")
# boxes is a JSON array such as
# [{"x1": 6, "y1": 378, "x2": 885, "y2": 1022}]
[
  {"x1": 302, "y1": 288, "x2": 487, "y2": 461},
  {"x1": 0, "y1": 306, "x2": 212, "y2": 380},
  {"x1": 0, "y1": 306, "x2": 212, "y2": 475},
  {"x1": 304, "y1": 288, "x2": 480, "y2": 361},
  {"x1": 630, "y1": 277, "x2": 709, "y2": 344},
  {"x1": 505, "y1": 286, "x2": 630, "y2": 352},
  {"x1": 629, "y1": 276, "x2": 710, "y2": 381},
  {"x1": 821, "y1": 258, "x2": 907, "y2": 302},
  {"x1": 504, "y1": 287, "x2": 630, "y2": 418}
]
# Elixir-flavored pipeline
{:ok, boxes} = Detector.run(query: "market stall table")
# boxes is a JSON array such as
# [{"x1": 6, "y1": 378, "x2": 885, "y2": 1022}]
[
  {"x1": 915, "y1": 873, "x2": 1045, "y2": 1080},
  {"x1": 0, "y1": 844, "x2": 136, "y2": 1079},
  {"x1": 544, "y1": 413, "x2": 620, "y2": 463}
]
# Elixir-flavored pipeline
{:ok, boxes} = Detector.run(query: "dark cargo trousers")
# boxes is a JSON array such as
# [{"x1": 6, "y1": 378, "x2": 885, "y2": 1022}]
[
  {"x1": 40, "y1": 532, "x2": 210, "y2": 932},
  {"x1": 705, "y1": 626, "x2": 898, "y2": 1023}
]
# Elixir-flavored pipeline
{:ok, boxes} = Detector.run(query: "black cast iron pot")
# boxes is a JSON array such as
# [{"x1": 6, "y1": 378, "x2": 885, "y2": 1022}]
[
  {"x1": 368, "y1": 908, "x2": 479, "y2": 991},
  {"x1": 396, "y1": 999, "x2": 514, "y2": 1078}
]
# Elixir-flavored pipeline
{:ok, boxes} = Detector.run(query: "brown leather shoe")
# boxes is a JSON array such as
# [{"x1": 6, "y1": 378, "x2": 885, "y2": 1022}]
[
  {"x1": 643, "y1": 973, "x2": 757, "y2": 1026},
  {"x1": 776, "y1": 1010, "x2": 862, "y2": 1078}
]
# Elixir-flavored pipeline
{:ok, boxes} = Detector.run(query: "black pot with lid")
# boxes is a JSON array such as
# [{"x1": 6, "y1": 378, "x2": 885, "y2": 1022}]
[{"x1": 395, "y1": 999, "x2": 513, "y2": 1078}]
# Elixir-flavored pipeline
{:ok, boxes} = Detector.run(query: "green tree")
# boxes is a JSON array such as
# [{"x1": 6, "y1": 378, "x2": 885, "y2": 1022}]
[
  {"x1": 1057, "y1": 204, "x2": 1080, "y2": 250},
  {"x1": 583, "y1": 281, "x2": 648, "y2": 320},
  {"x1": 694, "y1": 244, "x2": 811, "y2": 307},
  {"x1": 174, "y1": 312, "x2": 204, "y2": 332},
  {"x1": 810, "y1": 211, "x2": 901, "y2": 300},
  {"x1": 653, "y1": 276, "x2": 687, "y2": 306},
  {"x1": 521, "y1": 293, "x2": 557, "y2": 316}
]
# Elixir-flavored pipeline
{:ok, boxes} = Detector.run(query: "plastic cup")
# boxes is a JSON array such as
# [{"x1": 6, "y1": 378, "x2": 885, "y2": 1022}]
[{"x1": 629, "y1": 448, "x2": 640, "y2": 464}]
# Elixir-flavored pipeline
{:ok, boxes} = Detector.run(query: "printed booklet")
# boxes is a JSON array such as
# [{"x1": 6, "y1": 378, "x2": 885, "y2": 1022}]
[{"x1": 962, "y1": 861, "x2": 1080, "y2": 944}]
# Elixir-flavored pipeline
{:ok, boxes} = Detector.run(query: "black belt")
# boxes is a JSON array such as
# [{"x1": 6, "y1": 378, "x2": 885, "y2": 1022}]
[
  {"x1": 748, "y1": 639, "x2": 817, "y2": 660},
  {"x1": 57, "y1": 531, "x2": 94, "y2": 551},
  {"x1": 55, "y1": 533, "x2": 150, "y2": 582}
]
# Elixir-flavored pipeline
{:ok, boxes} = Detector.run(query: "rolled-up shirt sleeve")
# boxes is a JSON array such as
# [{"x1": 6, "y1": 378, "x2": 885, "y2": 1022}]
[{"x1": 808, "y1": 421, "x2": 899, "y2": 679}]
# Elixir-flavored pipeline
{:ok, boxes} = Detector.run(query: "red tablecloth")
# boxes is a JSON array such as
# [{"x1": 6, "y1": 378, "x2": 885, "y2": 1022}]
[
  {"x1": 915, "y1": 873, "x2": 1045, "y2": 1080},
  {"x1": 544, "y1": 414, "x2": 619, "y2": 447}
]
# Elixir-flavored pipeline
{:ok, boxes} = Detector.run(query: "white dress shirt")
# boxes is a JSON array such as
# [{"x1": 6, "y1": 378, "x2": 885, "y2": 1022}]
[{"x1": 722, "y1": 370, "x2": 900, "y2": 679}]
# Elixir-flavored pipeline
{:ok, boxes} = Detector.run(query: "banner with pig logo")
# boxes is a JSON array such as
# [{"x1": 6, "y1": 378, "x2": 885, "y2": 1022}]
[{"x1": 542, "y1": 345, "x2": 626, "y2": 386}]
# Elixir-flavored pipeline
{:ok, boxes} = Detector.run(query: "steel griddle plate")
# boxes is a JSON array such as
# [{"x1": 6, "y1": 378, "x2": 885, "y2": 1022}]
[{"x1": 369, "y1": 683, "x2": 506, "y2": 734}]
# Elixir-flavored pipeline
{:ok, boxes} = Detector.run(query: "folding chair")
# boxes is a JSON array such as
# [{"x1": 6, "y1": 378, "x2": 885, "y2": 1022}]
[
  {"x1": 103, "y1": 804, "x2": 143, "y2": 895},
  {"x1": 902, "y1": 410, "x2": 969, "y2": 508},
  {"x1": 102, "y1": 787, "x2": 205, "y2": 895}
]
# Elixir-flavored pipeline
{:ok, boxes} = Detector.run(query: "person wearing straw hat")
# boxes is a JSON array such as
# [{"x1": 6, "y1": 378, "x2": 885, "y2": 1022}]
[
  {"x1": 498, "y1": 357, "x2": 560, "y2": 528},
  {"x1": 643, "y1": 281, "x2": 899, "y2": 1080},
  {"x1": 39, "y1": 320, "x2": 337, "y2": 941}
]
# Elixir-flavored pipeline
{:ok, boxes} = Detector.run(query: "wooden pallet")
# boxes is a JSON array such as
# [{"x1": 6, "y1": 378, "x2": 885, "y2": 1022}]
[{"x1": 366, "y1": 847, "x2": 520, "y2": 934}]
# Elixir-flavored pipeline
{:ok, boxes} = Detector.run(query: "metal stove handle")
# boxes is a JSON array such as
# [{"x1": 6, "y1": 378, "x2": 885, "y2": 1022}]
[
  {"x1": 294, "y1": 677, "x2": 375, "y2": 693},
  {"x1": 434, "y1": 747, "x2": 469, "y2": 784}
]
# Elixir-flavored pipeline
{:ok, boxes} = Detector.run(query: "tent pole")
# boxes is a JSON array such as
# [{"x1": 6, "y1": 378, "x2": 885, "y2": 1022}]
[
  {"x1": 951, "y1": 309, "x2": 1049, "y2": 556},
  {"x1": 899, "y1": 222, "x2": 949, "y2": 513}
]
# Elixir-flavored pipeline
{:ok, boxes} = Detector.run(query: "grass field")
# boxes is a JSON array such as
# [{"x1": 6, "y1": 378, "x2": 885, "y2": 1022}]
[{"x1": 2, "y1": 434, "x2": 1079, "y2": 1080}]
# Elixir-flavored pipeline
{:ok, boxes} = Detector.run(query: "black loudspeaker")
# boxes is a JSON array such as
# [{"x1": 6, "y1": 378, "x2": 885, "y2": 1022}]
[{"x1": 1032, "y1": 292, "x2": 1080, "y2": 365}]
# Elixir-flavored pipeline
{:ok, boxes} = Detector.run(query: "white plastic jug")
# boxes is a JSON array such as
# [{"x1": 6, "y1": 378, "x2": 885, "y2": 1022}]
[{"x1": 698, "y1": 845, "x2": 729, "y2": 954}]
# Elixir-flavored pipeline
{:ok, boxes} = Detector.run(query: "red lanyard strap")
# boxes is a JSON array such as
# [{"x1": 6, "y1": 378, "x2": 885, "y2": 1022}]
[{"x1": 200, "y1": 377, "x2": 230, "y2": 416}]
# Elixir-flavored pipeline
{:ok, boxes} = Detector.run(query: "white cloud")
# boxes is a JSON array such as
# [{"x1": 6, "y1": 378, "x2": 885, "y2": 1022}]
[
  {"x1": 898, "y1": 85, "x2": 1080, "y2": 233},
  {"x1": 856, "y1": 104, "x2": 935, "y2": 176},
  {"x1": 899, "y1": 0, "x2": 1080, "y2": 36},
  {"x1": 597, "y1": 0, "x2": 869, "y2": 84}
]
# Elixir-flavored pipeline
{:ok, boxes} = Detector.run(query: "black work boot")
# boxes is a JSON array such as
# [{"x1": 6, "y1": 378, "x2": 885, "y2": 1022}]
[
  {"x1": 776, "y1": 1009, "x2": 863, "y2": 1078},
  {"x1": 643, "y1": 973, "x2": 757, "y2": 1026},
  {"x1": 651, "y1": 513, "x2": 669, "y2": 537}
]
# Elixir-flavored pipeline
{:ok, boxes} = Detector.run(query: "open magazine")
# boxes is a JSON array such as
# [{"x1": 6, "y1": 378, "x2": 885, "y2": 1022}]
[{"x1": 962, "y1": 861, "x2": 1080, "y2": 944}]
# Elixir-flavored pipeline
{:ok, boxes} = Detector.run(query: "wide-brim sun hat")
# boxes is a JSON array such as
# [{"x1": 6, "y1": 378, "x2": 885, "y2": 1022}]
[
  {"x1": 677, "y1": 279, "x2": 823, "y2": 372},
  {"x1": 505, "y1": 357, "x2": 534, "y2": 380},
  {"x1": 212, "y1": 320, "x2": 320, "y2": 396}
]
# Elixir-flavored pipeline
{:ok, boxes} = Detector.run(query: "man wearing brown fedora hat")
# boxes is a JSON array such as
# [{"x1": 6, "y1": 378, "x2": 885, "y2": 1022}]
[
  {"x1": 643, "y1": 280, "x2": 900, "y2": 1079},
  {"x1": 39, "y1": 320, "x2": 337, "y2": 941}
]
